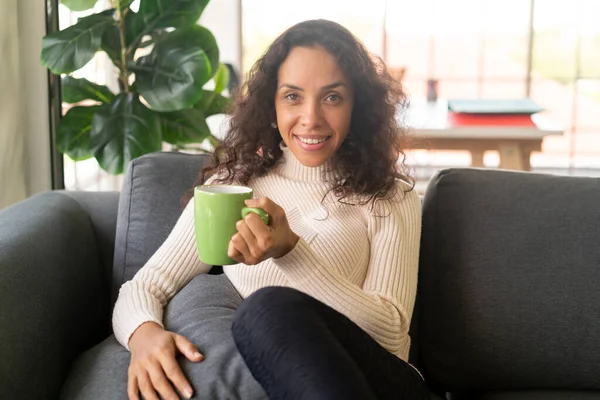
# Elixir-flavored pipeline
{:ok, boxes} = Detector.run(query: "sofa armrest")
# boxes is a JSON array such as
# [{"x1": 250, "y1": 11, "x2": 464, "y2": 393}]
[
  {"x1": 61, "y1": 191, "x2": 120, "y2": 289},
  {"x1": 0, "y1": 191, "x2": 119, "y2": 399}
]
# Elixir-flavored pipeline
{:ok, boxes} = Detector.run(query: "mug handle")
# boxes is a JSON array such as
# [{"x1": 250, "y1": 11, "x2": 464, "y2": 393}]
[{"x1": 241, "y1": 207, "x2": 270, "y2": 225}]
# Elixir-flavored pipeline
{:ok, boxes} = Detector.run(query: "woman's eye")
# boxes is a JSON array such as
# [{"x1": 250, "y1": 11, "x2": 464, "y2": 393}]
[
  {"x1": 326, "y1": 94, "x2": 340, "y2": 102},
  {"x1": 285, "y1": 93, "x2": 299, "y2": 101}
]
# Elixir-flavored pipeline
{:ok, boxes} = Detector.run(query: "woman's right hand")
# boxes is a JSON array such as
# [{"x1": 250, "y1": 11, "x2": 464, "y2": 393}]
[{"x1": 128, "y1": 321, "x2": 204, "y2": 400}]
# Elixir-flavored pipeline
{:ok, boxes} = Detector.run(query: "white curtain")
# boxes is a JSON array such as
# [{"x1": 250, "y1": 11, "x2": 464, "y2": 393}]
[{"x1": 0, "y1": 0, "x2": 27, "y2": 209}]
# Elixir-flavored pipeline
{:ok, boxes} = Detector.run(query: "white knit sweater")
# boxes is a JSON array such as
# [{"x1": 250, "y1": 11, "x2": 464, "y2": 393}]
[{"x1": 112, "y1": 147, "x2": 422, "y2": 361}]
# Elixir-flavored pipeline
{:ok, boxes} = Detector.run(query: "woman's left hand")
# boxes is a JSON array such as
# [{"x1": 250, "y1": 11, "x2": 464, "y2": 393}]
[{"x1": 228, "y1": 197, "x2": 299, "y2": 265}]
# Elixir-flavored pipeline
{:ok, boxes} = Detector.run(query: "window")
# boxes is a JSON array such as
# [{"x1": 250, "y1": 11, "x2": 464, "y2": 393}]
[
  {"x1": 242, "y1": 0, "x2": 386, "y2": 73},
  {"x1": 59, "y1": 0, "x2": 600, "y2": 190}
]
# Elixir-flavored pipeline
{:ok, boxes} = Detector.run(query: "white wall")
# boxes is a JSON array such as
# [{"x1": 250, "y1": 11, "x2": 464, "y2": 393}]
[
  {"x1": 0, "y1": 0, "x2": 52, "y2": 209},
  {"x1": 0, "y1": 0, "x2": 27, "y2": 209},
  {"x1": 200, "y1": 0, "x2": 242, "y2": 71},
  {"x1": 200, "y1": 0, "x2": 242, "y2": 141},
  {"x1": 17, "y1": 0, "x2": 53, "y2": 199}
]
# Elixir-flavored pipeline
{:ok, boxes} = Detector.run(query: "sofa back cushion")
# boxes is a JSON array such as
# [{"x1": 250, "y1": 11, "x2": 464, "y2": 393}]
[
  {"x1": 111, "y1": 152, "x2": 211, "y2": 303},
  {"x1": 417, "y1": 168, "x2": 600, "y2": 392}
]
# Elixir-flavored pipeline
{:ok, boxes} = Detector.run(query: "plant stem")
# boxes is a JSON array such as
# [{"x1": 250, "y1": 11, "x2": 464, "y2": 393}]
[
  {"x1": 116, "y1": 2, "x2": 130, "y2": 93},
  {"x1": 207, "y1": 135, "x2": 221, "y2": 148}
]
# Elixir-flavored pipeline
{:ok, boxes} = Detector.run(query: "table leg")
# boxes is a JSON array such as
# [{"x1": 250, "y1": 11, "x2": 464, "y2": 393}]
[
  {"x1": 498, "y1": 142, "x2": 526, "y2": 170},
  {"x1": 470, "y1": 150, "x2": 485, "y2": 167},
  {"x1": 521, "y1": 149, "x2": 532, "y2": 171}
]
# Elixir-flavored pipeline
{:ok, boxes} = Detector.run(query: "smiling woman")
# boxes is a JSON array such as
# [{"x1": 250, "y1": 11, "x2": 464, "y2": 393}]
[
  {"x1": 97, "y1": 18, "x2": 430, "y2": 400},
  {"x1": 201, "y1": 19, "x2": 412, "y2": 207},
  {"x1": 274, "y1": 46, "x2": 354, "y2": 167}
]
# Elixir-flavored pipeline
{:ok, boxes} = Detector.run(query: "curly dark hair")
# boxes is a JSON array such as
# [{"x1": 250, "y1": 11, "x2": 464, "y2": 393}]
[{"x1": 193, "y1": 19, "x2": 413, "y2": 206}]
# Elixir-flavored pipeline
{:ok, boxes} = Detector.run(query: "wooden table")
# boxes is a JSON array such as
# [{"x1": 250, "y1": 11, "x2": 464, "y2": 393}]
[{"x1": 405, "y1": 100, "x2": 564, "y2": 171}]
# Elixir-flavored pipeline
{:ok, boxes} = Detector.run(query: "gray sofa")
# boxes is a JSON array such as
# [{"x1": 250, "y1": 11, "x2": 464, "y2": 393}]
[{"x1": 1, "y1": 152, "x2": 599, "y2": 399}]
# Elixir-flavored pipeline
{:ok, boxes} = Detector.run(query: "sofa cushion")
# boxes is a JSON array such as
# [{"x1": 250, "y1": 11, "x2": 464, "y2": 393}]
[
  {"x1": 417, "y1": 168, "x2": 600, "y2": 392},
  {"x1": 62, "y1": 191, "x2": 119, "y2": 286},
  {"x1": 62, "y1": 274, "x2": 267, "y2": 400},
  {"x1": 0, "y1": 192, "x2": 110, "y2": 399},
  {"x1": 474, "y1": 391, "x2": 600, "y2": 400},
  {"x1": 111, "y1": 152, "x2": 211, "y2": 303}
]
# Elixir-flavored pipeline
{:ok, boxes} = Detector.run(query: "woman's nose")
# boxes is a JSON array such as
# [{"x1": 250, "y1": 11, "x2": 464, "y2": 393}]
[{"x1": 299, "y1": 100, "x2": 322, "y2": 129}]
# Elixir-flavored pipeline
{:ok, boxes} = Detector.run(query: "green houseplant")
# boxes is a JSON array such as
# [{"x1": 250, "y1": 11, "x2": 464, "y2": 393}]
[{"x1": 41, "y1": 0, "x2": 231, "y2": 174}]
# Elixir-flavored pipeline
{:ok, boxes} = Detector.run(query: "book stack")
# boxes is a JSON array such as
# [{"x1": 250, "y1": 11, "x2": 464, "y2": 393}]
[{"x1": 446, "y1": 98, "x2": 544, "y2": 129}]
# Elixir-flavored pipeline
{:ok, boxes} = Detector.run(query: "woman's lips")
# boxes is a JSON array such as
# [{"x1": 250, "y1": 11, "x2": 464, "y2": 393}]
[{"x1": 294, "y1": 135, "x2": 331, "y2": 151}]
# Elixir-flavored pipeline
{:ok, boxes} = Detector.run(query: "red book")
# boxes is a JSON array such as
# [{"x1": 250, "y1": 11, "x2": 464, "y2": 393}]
[{"x1": 447, "y1": 112, "x2": 537, "y2": 127}]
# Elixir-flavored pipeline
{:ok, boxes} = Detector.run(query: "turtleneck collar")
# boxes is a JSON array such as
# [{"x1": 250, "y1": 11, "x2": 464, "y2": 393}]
[{"x1": 275, "y1": 144, "x2": 337, "y2": 183}]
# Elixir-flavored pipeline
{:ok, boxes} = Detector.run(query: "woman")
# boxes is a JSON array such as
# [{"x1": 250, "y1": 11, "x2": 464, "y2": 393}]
[{"x1": 114, "y1": 19, "x2": 428, "y2": 400}]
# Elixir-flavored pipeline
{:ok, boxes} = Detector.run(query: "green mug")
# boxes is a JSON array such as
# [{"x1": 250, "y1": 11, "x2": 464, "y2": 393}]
[{"x1": 194, "y1": 184, "x2": 269, "y2": 266}]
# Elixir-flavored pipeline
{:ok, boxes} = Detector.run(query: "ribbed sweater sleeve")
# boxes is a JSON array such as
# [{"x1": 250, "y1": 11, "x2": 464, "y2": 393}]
[
  {"x1": 272, "y1": 187, "x2": 422, "y2": 355},
  {"x1": 112, "y1": 199, "x2": 212, "y2": 349}
]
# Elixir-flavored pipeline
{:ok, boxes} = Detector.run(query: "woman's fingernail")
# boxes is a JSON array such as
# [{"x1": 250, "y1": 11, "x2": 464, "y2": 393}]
[
  {"x1": 194, "y1": 351, "x2": 204, "y2": 360},
  {"x1": 184, "y1": 388, "x2": 193, "y2": 398},
  {"x1": 245, "y1": 199, "x2": 258, "y2": 206}
]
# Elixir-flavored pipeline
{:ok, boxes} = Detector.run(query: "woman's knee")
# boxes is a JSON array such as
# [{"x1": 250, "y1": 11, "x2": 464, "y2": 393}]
[
  {"x1": 239, "y1": 286, "x2": 310, "y2": 314},
  {"x1": 232, "y1": 286, "x2": 311, "y2": 337}
]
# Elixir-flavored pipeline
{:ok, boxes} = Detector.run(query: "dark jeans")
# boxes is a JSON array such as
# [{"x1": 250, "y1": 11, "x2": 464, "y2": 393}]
[{"x1": 232, "y1": 286, "x2": 431, "y2": 400}]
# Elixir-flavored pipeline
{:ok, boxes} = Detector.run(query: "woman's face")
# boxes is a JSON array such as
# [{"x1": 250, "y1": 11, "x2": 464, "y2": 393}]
[{"x1": 274, "y1": 46, "x2": 354, "y2": 167}]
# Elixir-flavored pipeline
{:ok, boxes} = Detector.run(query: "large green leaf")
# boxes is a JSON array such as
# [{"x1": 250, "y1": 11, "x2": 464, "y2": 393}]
[
  {"x1": 91, "y1": 93, "x2": 162, "y2": 174},
  {"x1": 195, "y1": 90, "x2": 231, "y2": 117},
  {"x1": 131, "y1": 0, "x2": 209, "y2": 45},
  {"x1": 61, "y1": 0, "x2": 98, "y2": 11},
  {"x1": 137, "y1": 29, "x2": 169, "y2": 49},
  {"x1": 56, "y1": 106, "x2": 103, "y2": 161},
  {"x1": 125, "y1": 11, "x2": 148, "y2": 50},
  {"x1": 159, "y1": 107, "x2": 211, "y2": 145},
  {"x1": 62, "y1": 76, "x2": 116, "y2": 104},
  {"x1": 213, "y1": 63, "x2": 230, "y2": 94},
  {"x1": 101, "y1": 24, "x2": 121, "y2": 65},
  {"x1": 132, "y1": 25, "x2": 219, "y2": 112},
  {"x1": 41, "y1": 11, "x2": 114, "y2": 74}
]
